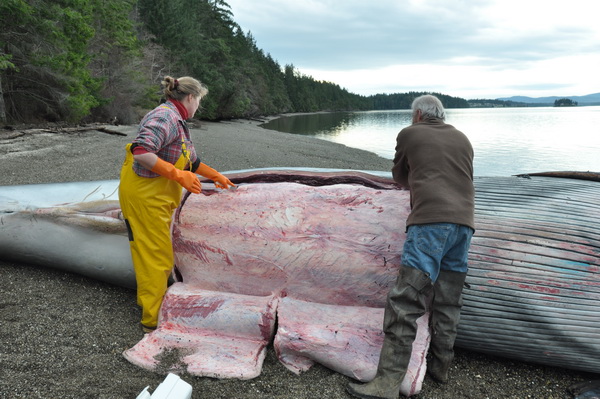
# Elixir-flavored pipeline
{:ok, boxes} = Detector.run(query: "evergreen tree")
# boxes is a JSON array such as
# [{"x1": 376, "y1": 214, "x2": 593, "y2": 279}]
[
  {"x1": 87, "y1": 0, "x2": 141, "y2": 123},
  {"x1": 1, "y1": 0, "x2": 99, "y2": 121}
]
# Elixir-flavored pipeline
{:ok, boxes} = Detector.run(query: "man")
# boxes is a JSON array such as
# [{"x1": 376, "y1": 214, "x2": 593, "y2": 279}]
[{"x1": 347, "y1": 94, "x2": 475, "y2": 399}]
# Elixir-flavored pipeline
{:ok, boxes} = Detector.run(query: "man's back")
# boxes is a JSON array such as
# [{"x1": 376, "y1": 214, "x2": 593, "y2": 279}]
[{"x1": 392, "y1": 117, "x2": 475, "y2": 229}]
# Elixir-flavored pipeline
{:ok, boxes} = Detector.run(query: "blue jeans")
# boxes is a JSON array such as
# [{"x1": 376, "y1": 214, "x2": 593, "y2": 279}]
[{"x1": 401, "y1": 223, "x2": 474, "y2": 282}]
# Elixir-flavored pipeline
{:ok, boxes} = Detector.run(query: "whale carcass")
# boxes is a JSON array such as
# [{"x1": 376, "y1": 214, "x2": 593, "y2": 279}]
[{"x1": 0, "y1": 169, "x2": 598, "y2": 397}]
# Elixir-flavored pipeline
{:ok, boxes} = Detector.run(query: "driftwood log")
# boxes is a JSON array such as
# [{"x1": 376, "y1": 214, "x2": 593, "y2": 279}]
[{"x1": 1, "y1": 124, "x2": 127, "y2": 137}]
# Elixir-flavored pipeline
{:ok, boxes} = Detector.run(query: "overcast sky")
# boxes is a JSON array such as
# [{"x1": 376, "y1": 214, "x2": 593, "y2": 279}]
[{"x1": 226, "y1": 0, "x2": 600, "y2": 99}]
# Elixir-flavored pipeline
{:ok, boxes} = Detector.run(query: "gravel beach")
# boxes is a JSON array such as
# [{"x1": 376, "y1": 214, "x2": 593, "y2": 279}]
[{"x1": 0, "y1": 118, "x2": 595, "y2": 399}]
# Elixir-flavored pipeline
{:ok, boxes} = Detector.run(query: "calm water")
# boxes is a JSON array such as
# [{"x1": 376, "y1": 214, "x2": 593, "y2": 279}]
[{"x1": 261, "y1": 107, "x2": 600, "y2": 176}]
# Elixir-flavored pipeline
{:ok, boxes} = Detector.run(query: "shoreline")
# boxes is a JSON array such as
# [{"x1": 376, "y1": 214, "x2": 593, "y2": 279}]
[
  {"x1": 0, "y1": 118, "x2": 391, "y2": 186},
  {"x1": 0, "y1": 119, "x2": 595, "y2": 398}
]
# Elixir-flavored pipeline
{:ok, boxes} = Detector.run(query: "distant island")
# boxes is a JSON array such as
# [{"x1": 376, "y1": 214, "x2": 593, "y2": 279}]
[
  {"x1": 554, "y1": 98, "x2": 578, "y2": 107},
  {"x1": 468, "y1": 92, "x2": 600, "y2": 108}
]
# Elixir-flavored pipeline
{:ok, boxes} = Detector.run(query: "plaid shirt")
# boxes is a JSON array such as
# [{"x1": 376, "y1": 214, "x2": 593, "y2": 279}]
[{"x1": 131, "y1": 101, "x2": 200, "y2": 177}]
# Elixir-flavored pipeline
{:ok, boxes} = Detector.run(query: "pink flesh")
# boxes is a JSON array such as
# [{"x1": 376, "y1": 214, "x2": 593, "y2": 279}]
[{"x1": 124, "y1": 176, "x2": 428, "y2": 396}]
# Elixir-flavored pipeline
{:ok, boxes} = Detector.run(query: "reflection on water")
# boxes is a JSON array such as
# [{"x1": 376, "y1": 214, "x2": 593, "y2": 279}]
[
  {"x1": 261, "y1": 111, "x2": 413, "y2": 160},
  {"x1": 261, "y1": 107, "x2": 600, "y2": 176},
  {"x1": 261, "y1": 112, "x2": 356, "y2": 136}
]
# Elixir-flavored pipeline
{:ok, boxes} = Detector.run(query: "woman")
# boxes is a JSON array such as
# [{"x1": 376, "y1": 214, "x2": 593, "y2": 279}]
[{"x1": 119, "y1": 76, "x2": 235, "y2": 333}]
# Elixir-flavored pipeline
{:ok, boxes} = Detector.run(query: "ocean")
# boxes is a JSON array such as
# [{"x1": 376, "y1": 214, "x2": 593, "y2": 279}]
[{"x1": 261, "y1": 106, "x2": 600, "y2": 176}]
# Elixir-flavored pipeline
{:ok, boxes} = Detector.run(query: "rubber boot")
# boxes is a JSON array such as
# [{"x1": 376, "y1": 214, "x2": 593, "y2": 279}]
[
  {"x1": 427, "y1": 270, "x2": 468, "y2": 383},
  {"x1": 347, "y1": 266, "x2": 433, "y2": 399}
]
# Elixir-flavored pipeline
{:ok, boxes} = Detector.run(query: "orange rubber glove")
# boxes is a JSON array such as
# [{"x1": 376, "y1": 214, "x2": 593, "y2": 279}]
[
  {"x1": 195, "y1": 163, "x2": 236, "y2": 189},
  {"x1": 151, "y1": 157, "x2": 201, "y2": 194}
]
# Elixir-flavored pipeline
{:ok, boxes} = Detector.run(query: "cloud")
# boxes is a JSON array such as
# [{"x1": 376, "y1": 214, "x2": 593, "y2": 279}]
[{"x1": 227, "y1": 0, "x2": 600, "y2": 98}]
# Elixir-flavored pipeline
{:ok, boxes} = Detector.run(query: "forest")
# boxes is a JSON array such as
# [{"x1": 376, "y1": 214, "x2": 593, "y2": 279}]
[{"x1": 0, "y1": 0, "x2": 470, "y2": 124}]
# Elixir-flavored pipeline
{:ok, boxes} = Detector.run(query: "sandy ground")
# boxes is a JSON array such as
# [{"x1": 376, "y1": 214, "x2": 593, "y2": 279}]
[{"x1": 0, "y1": 118, "x2": 596, "y2": 398}]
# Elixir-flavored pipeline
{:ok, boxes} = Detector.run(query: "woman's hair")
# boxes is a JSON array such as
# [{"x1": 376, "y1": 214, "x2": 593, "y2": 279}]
[
  {"x1": 162, "y1": 76, "x2": 208, "y2": 101},
  {"x1": 412, "y1": 94, "x2": 446, "y2": 120}
]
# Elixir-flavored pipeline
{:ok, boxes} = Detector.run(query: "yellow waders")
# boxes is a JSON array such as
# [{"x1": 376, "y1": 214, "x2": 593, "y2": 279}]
[{"x1": 118, "y1": 144, "x2": 187, "y2": 328}]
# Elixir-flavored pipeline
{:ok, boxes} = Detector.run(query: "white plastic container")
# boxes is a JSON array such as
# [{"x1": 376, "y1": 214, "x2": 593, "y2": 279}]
[
  {"x1": 136, "y1": 386, "x2": 152, "y2": 399},
  {"x1": 136, "y1": 373, "x2": 193, "y2": 399}
]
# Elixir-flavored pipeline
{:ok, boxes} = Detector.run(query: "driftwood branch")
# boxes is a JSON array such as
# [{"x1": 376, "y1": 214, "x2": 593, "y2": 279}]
[{"x1": 95, "y1": 127, "x2": 127, "y2": 136}]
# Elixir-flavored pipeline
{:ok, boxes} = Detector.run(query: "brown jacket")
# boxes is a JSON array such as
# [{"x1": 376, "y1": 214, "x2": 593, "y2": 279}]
[{"x1": 392, "y1": 117, "x2": 475, "y2": 230}]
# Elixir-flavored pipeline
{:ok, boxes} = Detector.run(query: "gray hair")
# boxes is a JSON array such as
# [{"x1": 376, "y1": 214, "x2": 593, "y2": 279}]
[{"x1": 412, "y1": 95, "x2": 446, "y2": 120}]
